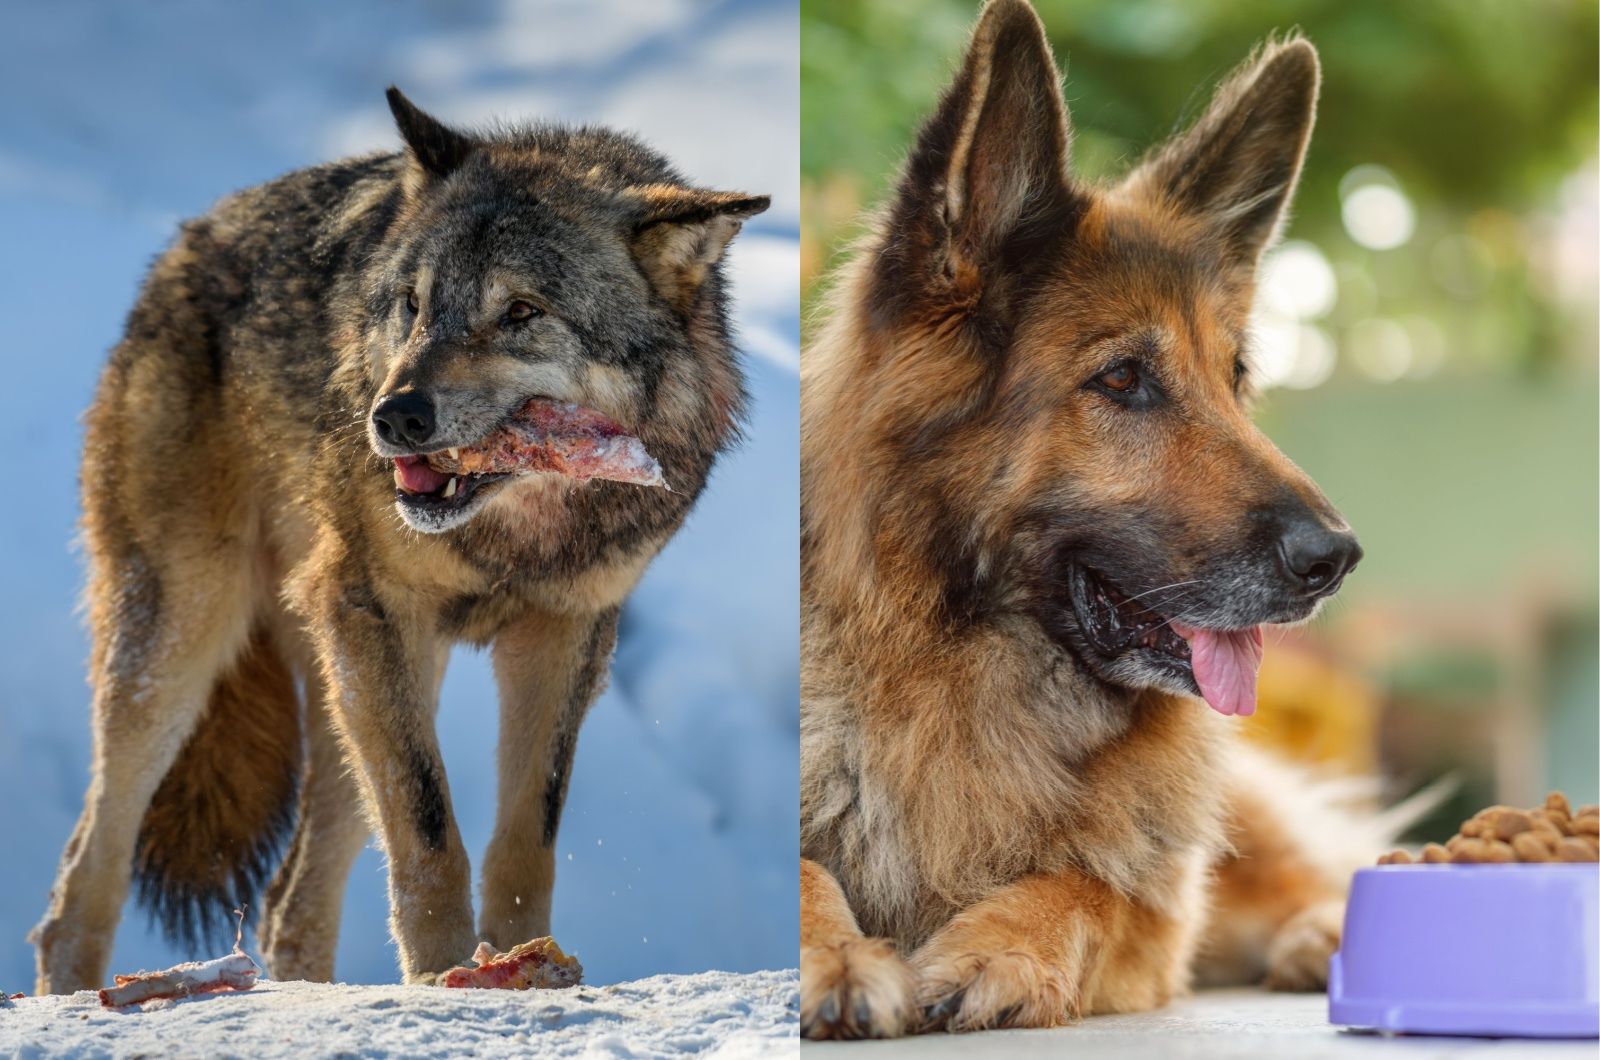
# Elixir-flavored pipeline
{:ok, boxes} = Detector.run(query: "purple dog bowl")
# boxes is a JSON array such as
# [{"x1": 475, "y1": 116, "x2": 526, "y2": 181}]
[{"x1": 1329, "y1": 864, "x2": 1599, "y2": 1038}]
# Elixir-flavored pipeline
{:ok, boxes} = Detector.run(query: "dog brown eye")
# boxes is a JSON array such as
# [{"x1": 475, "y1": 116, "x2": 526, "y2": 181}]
[
  {"x1": 1098, "y1": 364, "x2": 1138, "y2": 392},
  {"x1": 405, "y1": 289, "x2": 419, "y2": 314},
  {"x1": 505, "y1": 300, "x2": 542, "y2": 324}
]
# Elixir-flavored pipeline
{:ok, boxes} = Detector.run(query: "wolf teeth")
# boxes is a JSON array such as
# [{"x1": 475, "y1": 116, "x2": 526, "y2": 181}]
[
  {"x1": 442, "y1": 477, "x2": 458, "y2": 499},
  {"x1": 448, "y1": 447, "x2": 461, "y2": 460},
  {"x1": 393, "y1": 468, "x2": 406, "y2": 490}
]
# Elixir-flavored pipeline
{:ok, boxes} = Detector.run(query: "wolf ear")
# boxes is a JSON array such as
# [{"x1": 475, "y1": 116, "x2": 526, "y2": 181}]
[
  {"x1": 386, "y1": 86, "x2": 477, "y2": 185},
  {"x1": 1123, "y1": 38, "x2": 1320, "y2": 267},
  {"x1": 625, "y1": 186, "x2": 770, "y2": 308},
  {"x1": 883, "y1": 0, "x2": 1074, "y2": 299}
]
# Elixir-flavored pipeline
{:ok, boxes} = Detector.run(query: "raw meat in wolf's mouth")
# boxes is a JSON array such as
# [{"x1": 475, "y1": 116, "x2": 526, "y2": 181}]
[{"x1": 430, "y1": 399, "x2": 667, "y2": 489}]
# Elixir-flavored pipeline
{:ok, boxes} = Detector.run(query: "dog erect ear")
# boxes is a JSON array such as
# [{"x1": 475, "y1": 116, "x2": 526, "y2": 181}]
[
  {"x1": 1123, "y1": 38, "x2": 1320, "y2": 267},
  {"x1": 881, "y1": 0, "x2": 1074, "y2": 301},
  {"x1": 386, "y1": 86, "x2": 477, "y2": 185},
  {"x1": 625, "y1": 185, "x2": 770, "y2": 308}
]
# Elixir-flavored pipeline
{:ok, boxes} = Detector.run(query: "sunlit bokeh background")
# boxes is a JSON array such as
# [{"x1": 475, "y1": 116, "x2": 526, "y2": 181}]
[{"x1": 801, "y1": 0, "x2": 1599, "y2": 832}]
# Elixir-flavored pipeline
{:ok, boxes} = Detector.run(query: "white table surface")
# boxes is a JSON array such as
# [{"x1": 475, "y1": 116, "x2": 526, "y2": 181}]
[{"x1": 803, "y1": 989, "x2": 1597, "y2": 1058}]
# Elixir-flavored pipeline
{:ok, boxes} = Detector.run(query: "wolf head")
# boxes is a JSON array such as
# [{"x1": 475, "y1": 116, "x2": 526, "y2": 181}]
[
  {"x1": 363, "y1": 88, "x2": 768, "y2": 533},
  {"x1": 803, "y1": 0, "x2": 1359, "y2": 715}
]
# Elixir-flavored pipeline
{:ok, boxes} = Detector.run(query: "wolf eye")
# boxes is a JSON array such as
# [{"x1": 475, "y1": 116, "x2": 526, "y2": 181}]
[
  {"x1": 1096, "y1": 363, "x2": 1139, "y2": 393},
  {"x1": 504, "y1": 300, "x2": 543, "y2": 325},
  {"x1": 405, "y1": 289, "x2": 419, "y2": 314},
  {"x1": 1233, "y1": 356, "x2": 1248, "y2": 390}
]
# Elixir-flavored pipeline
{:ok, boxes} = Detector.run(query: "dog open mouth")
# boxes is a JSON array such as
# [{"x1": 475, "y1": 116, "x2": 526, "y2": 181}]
[
  {"x1": 1067, "y1": 564, "x2": 1264, "y2": 717},
  {"x1": 391, "y1": 398, "x2": 668, "y2": 518}
]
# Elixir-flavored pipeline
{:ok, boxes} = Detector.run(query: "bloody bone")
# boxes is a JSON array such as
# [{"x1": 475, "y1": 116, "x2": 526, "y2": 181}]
[
  {"x1": 430, "y1": 399, "x2": 668, "y2": 489},
  {"x1": 439, "y1": 936, "x2": 583, "y2": 990},
  {"x1": 98, "y1": 911, "x2": 259, "y2": 1008}
]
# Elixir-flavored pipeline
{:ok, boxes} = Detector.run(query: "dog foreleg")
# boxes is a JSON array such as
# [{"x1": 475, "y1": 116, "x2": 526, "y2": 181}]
[
  {"x1": 912, "y1": 865, "x2": 1201, "y2": 1032},
  {"x1": 478, "y1": 606, "x2": 618, "y2": 950},
  {"x1": 799, "y1": 858, "x2": 919, "y2": 1040}
]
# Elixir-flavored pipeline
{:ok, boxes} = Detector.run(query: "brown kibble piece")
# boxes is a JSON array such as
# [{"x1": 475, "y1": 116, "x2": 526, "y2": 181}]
[
  {"x1": 1459, "y1": 818, "x2": 1486, "y2": 838},
  {"x1": 1487, "y1": 809, "x2": 1534, "y2": 841},
  {"x1": 1480, "y1": 839, "x2": 1515, "y2": 863},
  {"x1": 1512, "y1": 832, "x2": 1554, "y2": 862},
  {"x1": 1556, "y1": 837, "x2": 1597, "y2": 863},
  {"x1": 1546, "y1": 792, "x2": 1572, "y2": 817},
  {"x1": 1575, "y1": 815, "x2": 1599, "y2": 837},
  {"x1": 1386, "y1": 848, "x2": 1413, "y2": 865},
  {"x1": 1577, "y1": 804, "x2": 1598, "y2": 819},
  {"x1": 1421, "y1": 843, "x2": 1451, "y2": 864},
  {"x1": 1532, "y1": 808, "x2": 1574, "y2": 836}
]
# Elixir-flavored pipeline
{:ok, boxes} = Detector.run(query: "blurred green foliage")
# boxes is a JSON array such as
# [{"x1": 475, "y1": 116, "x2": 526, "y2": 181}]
[
  {"x1": 802, "y1": 0, "x2": 1599, "y2": 378},
  {"x1": 803, "y1": 0, "x2": 1597, "y2": 211}
]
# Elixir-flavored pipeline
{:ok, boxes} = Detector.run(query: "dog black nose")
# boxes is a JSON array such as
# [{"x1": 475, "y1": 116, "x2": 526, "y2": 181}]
[
  {"x1": 1276, "y1": 516, "x2": 1362, "y2": 596},
  {"x1": 372, "y1": 393, "x2": 436, "y2": 448}
]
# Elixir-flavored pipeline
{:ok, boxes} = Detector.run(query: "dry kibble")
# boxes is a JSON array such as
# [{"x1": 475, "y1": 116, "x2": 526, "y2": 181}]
[
  {"x1": 1377, "y1": 792, "x2": 1592, "y2": 866},
  {"x1": 1511, "y1": 832, "x2": 1554, "y2": 862},
  {"x1": 1480, "y1": 839, "x2": 1515, "y2": 863},
  {"x1": 1556, "y1": 838, "x2": 1597, "y2": 863},
  {"x1": 1487, "y1": 809, "x2": 1534, "y2": 841}
]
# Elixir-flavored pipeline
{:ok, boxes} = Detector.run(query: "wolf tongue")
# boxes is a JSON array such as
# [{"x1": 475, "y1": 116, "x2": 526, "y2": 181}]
[
  {"x1": 1171, "y1": 622, "x2": 1264, "y2": 717},
  {"x1": 394, "y1": 455, "x2": 448, "y2": 494}
]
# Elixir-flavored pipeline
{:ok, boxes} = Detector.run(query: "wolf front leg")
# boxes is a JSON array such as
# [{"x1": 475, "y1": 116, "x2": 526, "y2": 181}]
[
  {"x1": 308, "y1": 580, "x2": 476, "y2": 984},
  {"x1": 912, "y1": 864, "x2": 1204, "y2": 1032},
  {"x1": 800, "y1": 858, "x2": 919, "y2": 1039},
  {"x1": 478, "y1": 607, "x2": 618, "y2": 950}
]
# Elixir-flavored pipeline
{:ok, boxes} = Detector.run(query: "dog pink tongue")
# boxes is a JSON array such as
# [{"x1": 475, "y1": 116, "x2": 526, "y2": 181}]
[{"x1": 1170, "y1": 623, "x2": 1264, "y2": 717}]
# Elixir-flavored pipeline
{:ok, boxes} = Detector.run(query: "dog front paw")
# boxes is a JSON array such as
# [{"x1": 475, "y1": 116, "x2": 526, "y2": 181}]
[
  {"x1": 801, "y1": 936, "x2": 918, "y2": 1039},
  {"x1": 1264, "y1": 898, "x2": 1343, "y2": 991},
  {"x1": 913, "y1": 941, "x2": 1075, "y2": 1032}
]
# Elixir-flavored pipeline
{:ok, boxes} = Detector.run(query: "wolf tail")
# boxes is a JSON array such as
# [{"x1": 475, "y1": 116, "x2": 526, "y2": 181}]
[{"x1": 132, "y1": 625, "x2": 303, "y2": 954}]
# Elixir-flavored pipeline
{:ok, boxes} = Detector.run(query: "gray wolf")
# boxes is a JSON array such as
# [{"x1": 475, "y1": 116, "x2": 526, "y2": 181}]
[{"x1": 33, "y1": 86, "x2": 767, "y2": 991}]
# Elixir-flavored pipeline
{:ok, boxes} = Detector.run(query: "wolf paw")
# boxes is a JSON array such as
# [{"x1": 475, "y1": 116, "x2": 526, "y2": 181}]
[
  {"x1": 800, "y1": 936, "x2": 918, "y2": 1039},
  {"x1": 913, "y1": 944, "x2": 1075, "y2": 1032},
  {"x1": 1264, "y1": 898, "x2": 1344, "y2": 991}
]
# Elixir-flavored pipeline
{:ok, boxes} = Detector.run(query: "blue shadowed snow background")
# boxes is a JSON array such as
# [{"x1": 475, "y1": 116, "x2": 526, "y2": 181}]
[{"x1": 0, "y1": 0, "x2": 798, "y2": 990}]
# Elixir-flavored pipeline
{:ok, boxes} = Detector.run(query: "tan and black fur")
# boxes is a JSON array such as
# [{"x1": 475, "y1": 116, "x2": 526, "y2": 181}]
[
  {"x1": 801, "y1": 0, "x2": 1374, "y2": 1038},
  {"x1": 33, "y1": 88, "x2": 767, "y2": 991}
]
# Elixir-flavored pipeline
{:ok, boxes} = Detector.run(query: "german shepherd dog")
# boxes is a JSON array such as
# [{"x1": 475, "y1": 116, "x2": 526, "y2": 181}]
[
  {"x1": 801, "y1": 0, "x2": 1375, "y2": 1037},
  {"x1": 33, "y1": 89, "x2": 766, "y2": 992}
]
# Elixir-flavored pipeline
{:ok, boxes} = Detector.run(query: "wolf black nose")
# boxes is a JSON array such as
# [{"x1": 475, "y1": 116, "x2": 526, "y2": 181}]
[
  {"x1": 372, "y1": 393, "x2": 436, "y2": 448},
  {"x1": 1277, "y1": 516, "x2": 1362, "y2": 596}
]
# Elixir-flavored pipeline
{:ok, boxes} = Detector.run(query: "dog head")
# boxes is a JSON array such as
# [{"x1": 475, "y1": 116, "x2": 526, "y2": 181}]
[
  {"x1": 806, "y1": 0, "x2": 1358, "y2": 716},
  {"x1": 362, "y1": 88, "x2": 767, "y2": 533}
]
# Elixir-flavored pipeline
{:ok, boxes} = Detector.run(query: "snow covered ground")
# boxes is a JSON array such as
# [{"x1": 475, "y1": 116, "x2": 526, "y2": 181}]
[
  {"x1": 0, "y1": 0, "x2": 798, "y2": 1008},
  {"x1": 0, "y1": 970, "x2": 799, "y2": 1058}
]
